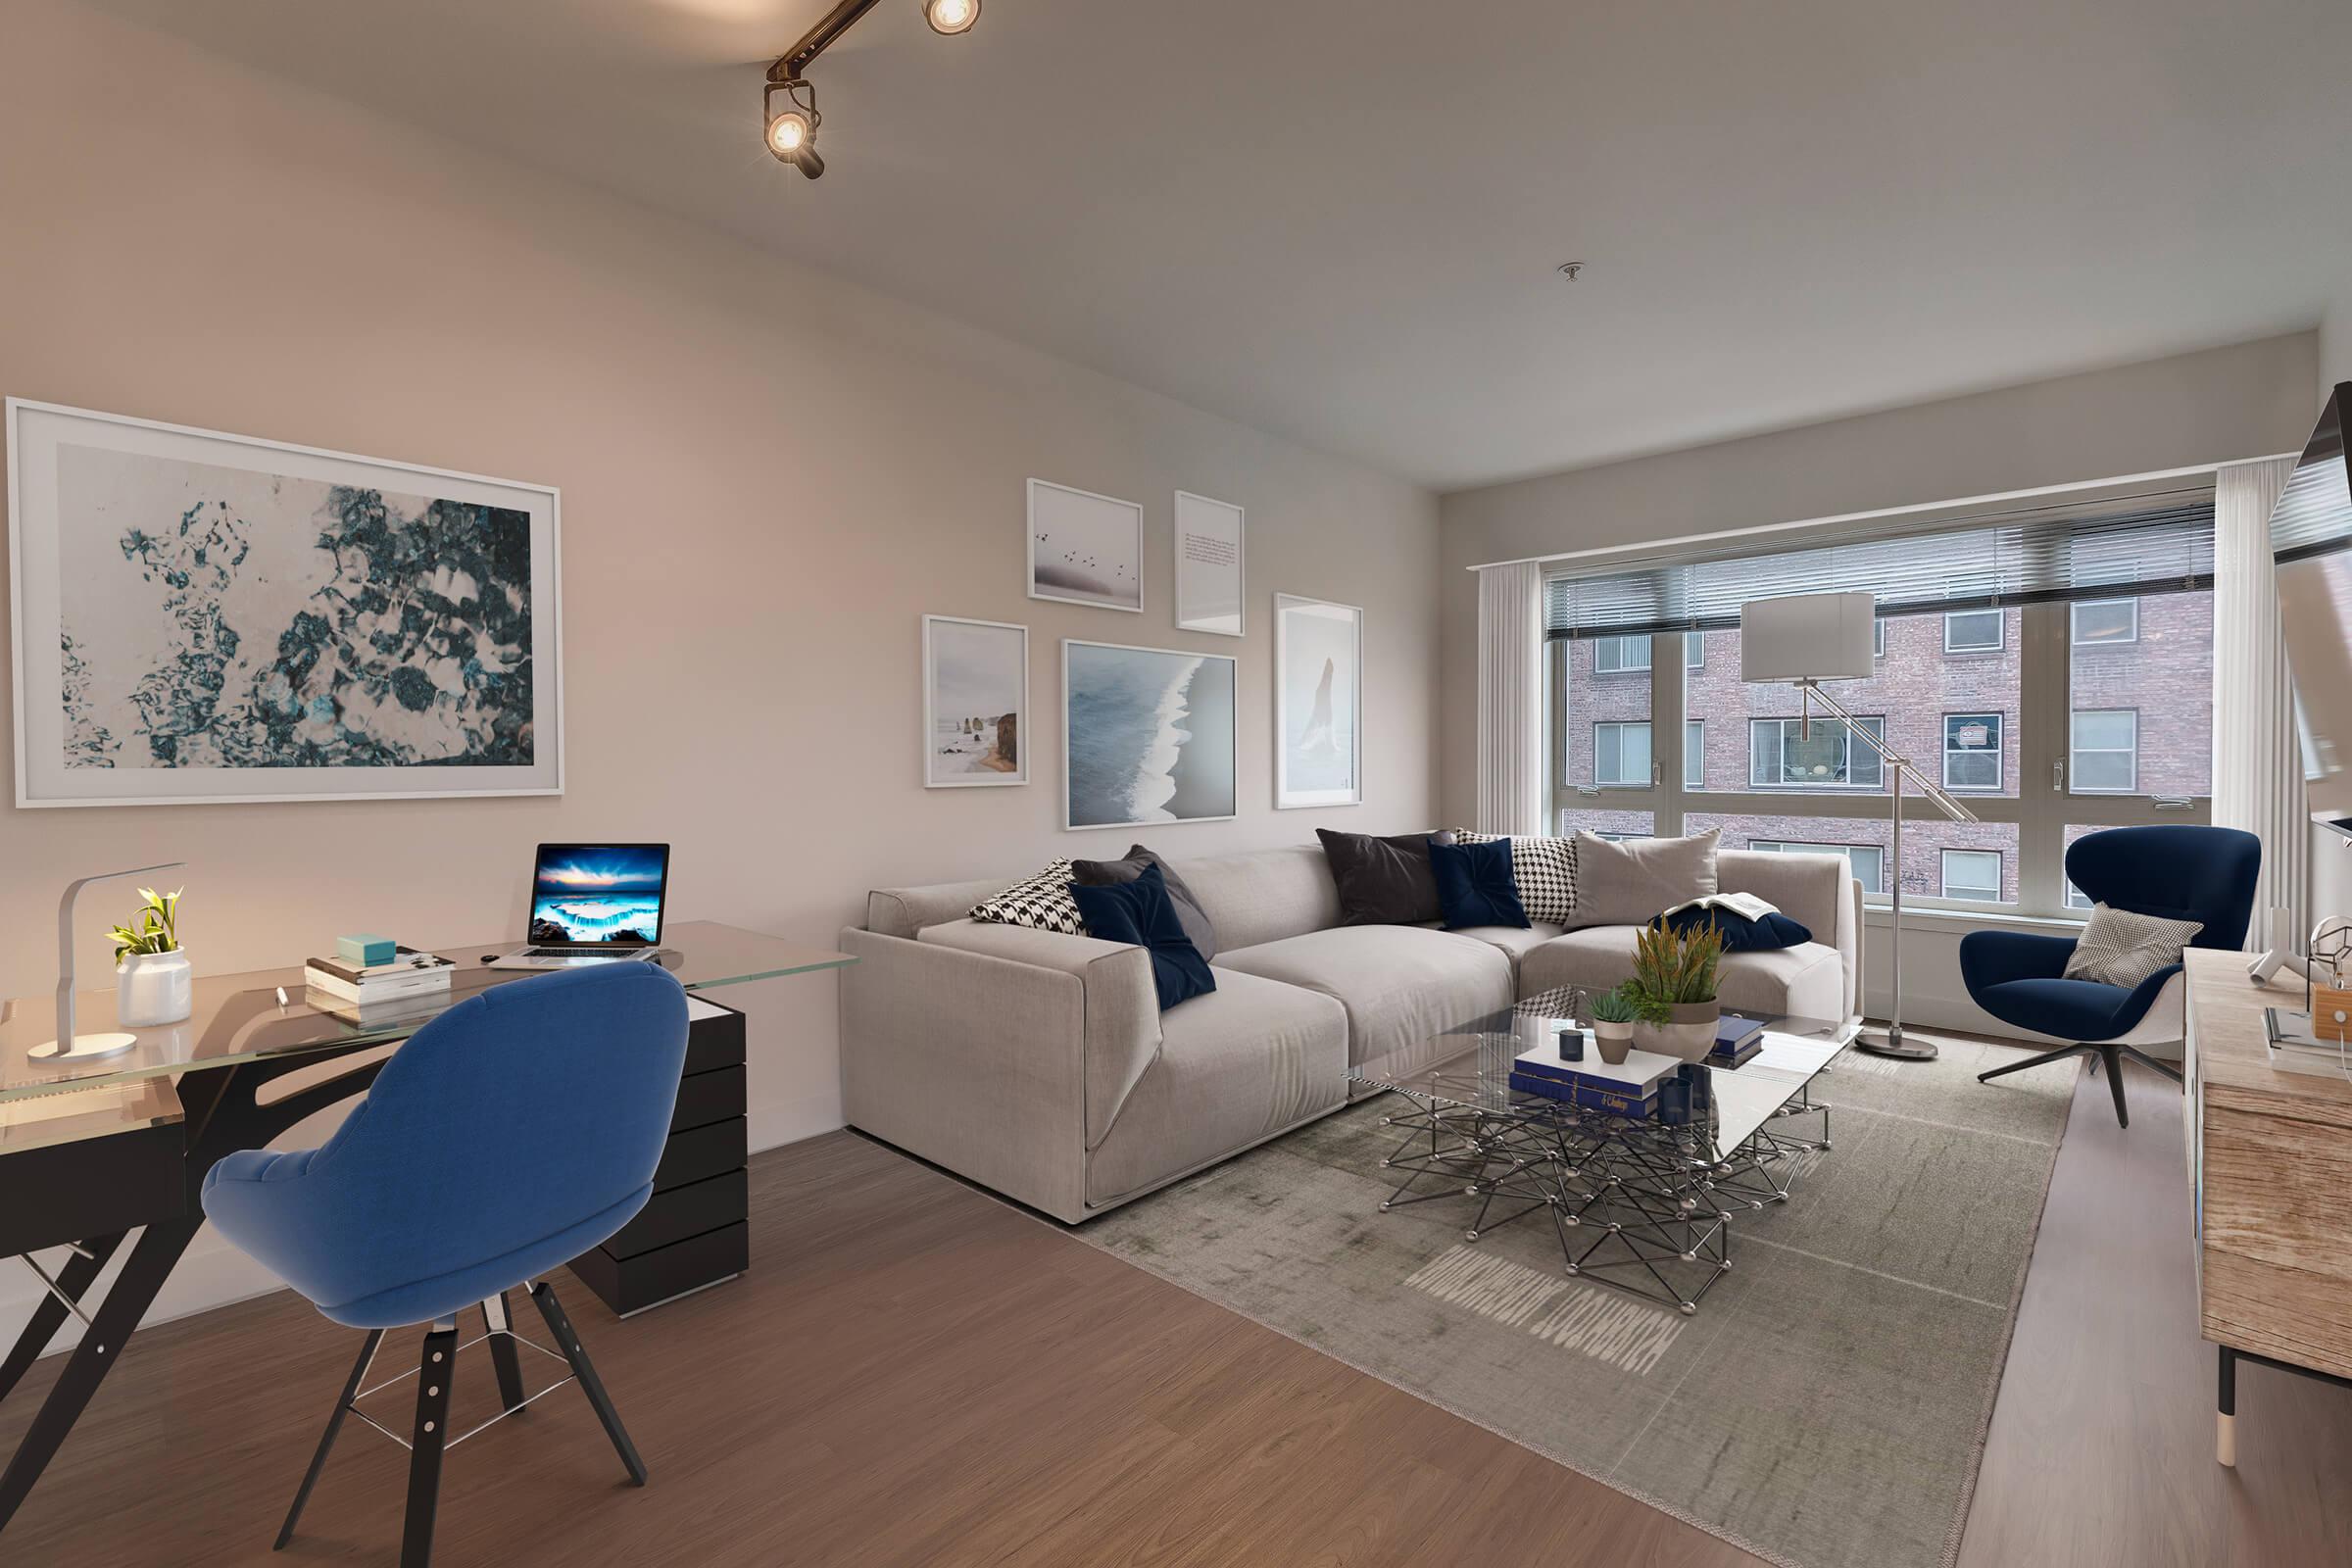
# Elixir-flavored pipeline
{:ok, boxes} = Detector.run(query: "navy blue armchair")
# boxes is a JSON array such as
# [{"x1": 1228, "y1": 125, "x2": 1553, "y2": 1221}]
[
  {"x1": 203, "y1": 962, "x2": 690, "y2": 1566},
  {"x1": 1966, "y1": 825, "x2": 2259, "y2": 1127}
]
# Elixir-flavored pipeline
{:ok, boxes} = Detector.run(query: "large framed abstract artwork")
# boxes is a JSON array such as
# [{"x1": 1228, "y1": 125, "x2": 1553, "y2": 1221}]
[
  {"x1": 7, "y1": 400, "x2": 563, "y2": 807},
  {"x1": 1062, "y1": 639, "x2": 1236, "y2": 830},
  {"x1": 1274, "y1": 593, "x2": 1362, "y2": 808}
]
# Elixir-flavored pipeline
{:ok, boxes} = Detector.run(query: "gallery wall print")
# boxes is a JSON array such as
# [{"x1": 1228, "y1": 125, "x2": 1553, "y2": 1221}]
[
  {"x1": 1028, "y1": 477, "x2": 1143, "y2": 613},
  {"x1": 7, "y1": 399, "x2": 563, "y2": 807},
  {"x1": 1274, "y1": 593, "x2": 1363, "y2": 808},
  {"x1": 1173, "y1": 490, "x2": 1245, "y2": 637},
  {"x1": 922, "y1": 614, "x2": 1029, "y2": 787},
  {"x1": 1062, "y1": 639, "x2": 1237, "y2": 830}
]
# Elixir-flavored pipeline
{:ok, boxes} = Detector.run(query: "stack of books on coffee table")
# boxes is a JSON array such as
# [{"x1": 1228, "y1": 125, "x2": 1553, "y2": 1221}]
[{"x1": 1508, "y1": 1037, "x2": 1673, "y2": 1117}]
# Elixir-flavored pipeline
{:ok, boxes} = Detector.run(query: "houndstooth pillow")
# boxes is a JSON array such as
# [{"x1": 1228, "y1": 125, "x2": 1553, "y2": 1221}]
[
  {"x1": 1449, "y1": 831, "x2": 1577, "y2": 926},
  {"x1": 969, "y1": 858, "x2": 1086, "y2": 936},
  {"x1": 2063, "y1": 903, "x2": 2202, "y2": 988}
]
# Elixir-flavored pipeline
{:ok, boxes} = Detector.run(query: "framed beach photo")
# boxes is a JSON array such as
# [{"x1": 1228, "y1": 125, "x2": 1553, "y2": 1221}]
[
  {"x1": 1274, "y1": 593, "x2": 1363, "y2": 808},
  {"x1": 1173, "y1": 490, "x2": 1245, "y2": 637},
  {"x1": 1062, "y1": 639, "x2": 1237, "y2": 830},
  {"x1": 1028, "y1": 477, "x2": 1143, "y2": 613},
  {"x1": 922, "y1": 614, "x2": 1029, "y2": 787},
  {"x1": 7, "y1": 398, "x2": 562, "y2": 808}
]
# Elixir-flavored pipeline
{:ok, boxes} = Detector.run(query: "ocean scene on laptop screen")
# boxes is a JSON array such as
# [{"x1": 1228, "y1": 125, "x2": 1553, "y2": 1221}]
[{"x1": 529, "y1": 846, "x2": 666, "y2": 945}]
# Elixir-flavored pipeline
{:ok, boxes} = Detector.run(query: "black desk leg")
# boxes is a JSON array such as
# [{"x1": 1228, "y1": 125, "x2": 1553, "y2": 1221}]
[
  {"x1": 0, "y1": 1232, "x2": 128, "y2": 1404},
  {"x1": 2219, "y1": 1345, "x2": 2237, "y2": 1467},
  {"x1": 0, "y1": 1215, "x2": 201, "y2": 1530},
  {"x1": 484, "y1": 1292, "x2": 526, "y2": 1414}
]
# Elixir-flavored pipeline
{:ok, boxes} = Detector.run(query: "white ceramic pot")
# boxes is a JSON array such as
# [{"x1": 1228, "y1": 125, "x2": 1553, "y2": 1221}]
[
  {"x1": 1634, "y1": 1002, "x2": 1719, "y2": 1062},
  {"x1": 117, "y1": 949, "x2": 193, "y2": 1028}
]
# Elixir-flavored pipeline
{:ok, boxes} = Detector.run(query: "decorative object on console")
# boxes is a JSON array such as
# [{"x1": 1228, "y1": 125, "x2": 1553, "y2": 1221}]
[
  {"x1": 1274, "y1": 593, "x2": 1363, "y2": 808},
  {"x1": 1626, "y1": 920, "x2": 1723, "y2": 1061},
  {"x1": 1741, "y1": 590, "x2": 1978, "y2": 1061},
  {"x1": 1029, "y1": 478, "x2": 1143, "y2": 612},
  {"x1": 1428, "y1": 835, "x2": 1530, "y2": 931},
  {"x1": 1063, "y1": 640, "x2": 1237, "y2": 829},
  {"x1": 922, "y1": 614, "x2": 1028, "y2": 787},
  {"x1": 7, "y1": 400, "x2": 562, "y2": 808},
  {"x1": 967, "y1": 858, "x2": 1086, "y2": 935},
  {"x1": 1069, "y1": 844, "x2": 1218, "y2": 961},
  {"x1": 1065, "y1": 864, "x2": 1216, "y2": 1010},
  {"x1": 1449, "y1": 830, "x2": 1576, "y2": 925},
  {"x1": 1315, "y1": 827, "x2": 1444, "y2": 925},
  {"x1": 1173, "y1": 492, "x2": 1245, "y2": 637},
  {"x1": 1569, "y1": 828, "x2": 1718, "y2": 929},
  {"x1": 335, "y1": 934, "x2": 398, "y2": 967},
  {"x1": 2064, "y1": 903, "x2": 2203, "y2": 987},
  {"x1": 109, "y1": 883, "x2": 192, "y2": 1029}
]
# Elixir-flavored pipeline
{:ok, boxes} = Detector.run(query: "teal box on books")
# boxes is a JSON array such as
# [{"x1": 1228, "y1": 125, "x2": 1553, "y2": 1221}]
[{"x1": 336, "y1": 934, "x2": 398, "y2": 966}]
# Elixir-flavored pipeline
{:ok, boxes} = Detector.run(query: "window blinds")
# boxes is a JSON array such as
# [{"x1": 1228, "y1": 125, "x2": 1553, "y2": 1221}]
[{"x1": 1544, "y1": 495, "x2": 2216, "y2": 641}]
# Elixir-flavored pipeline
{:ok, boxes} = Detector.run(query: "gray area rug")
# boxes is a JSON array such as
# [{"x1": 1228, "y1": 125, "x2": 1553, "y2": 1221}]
[{"x1": 1074, "y1": 1033, "x2": 2074, "y2": 1568}]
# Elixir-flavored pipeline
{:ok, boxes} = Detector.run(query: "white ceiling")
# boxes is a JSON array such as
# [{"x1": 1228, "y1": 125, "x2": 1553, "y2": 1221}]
[{"x1": 90, "y1": 0, "x2": 2352, "y2": 489}]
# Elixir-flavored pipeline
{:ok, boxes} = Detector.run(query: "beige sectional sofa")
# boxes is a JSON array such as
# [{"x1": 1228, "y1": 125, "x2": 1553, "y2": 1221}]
[{"x1": 841, "y1": 843, "x2": 1861, "y2": 1224}]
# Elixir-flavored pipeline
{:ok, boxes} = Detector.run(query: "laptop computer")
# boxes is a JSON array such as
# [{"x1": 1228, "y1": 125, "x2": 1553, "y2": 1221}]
[{"x1": 489, "y1": 843, "x2": 672, "y2": 969}]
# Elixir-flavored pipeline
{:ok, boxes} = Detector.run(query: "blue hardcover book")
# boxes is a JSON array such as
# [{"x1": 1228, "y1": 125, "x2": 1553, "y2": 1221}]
[
  {"x1": 1509, "y1": 1070, "x2": 1659, "y2": 1118},
  {"x1": 1511, "y1": 1031, "x2": 1674, "y2": 1095},
  {"x1": 1710, "y1": 1014, "x2": 1767, "y2": 1065}
]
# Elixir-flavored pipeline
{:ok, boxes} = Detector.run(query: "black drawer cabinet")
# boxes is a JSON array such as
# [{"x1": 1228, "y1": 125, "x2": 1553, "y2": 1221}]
[{"x1": 566, "y1": 996, "x2": 750, "y2": 1315}]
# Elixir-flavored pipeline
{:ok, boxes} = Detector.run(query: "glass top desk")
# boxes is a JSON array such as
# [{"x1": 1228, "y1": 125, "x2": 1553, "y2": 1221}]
[{"x1": 0, "y1": 921, "x2": 854, "y2": 1535}]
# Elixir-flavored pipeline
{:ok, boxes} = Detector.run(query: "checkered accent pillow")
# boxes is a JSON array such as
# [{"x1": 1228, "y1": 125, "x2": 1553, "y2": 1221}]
[
  {"x1": 969, "y1": 858, "x2": 1086, "y2": 936},
  {"x1": 1448, "y1": 831, "x2": 1577, "y2": 926},
  {"x1": 2063, "y1": 903, "x2": 2202, "y2": 989}
]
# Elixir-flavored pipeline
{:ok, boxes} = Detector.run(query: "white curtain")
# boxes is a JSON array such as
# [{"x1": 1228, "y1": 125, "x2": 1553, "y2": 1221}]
[
  {"x1": 2211, "y1": 455, "x2": 2303, "y2": 949},
  {"x1": 1476, "y1": 562, "x2": 1545, "y2": 836}
]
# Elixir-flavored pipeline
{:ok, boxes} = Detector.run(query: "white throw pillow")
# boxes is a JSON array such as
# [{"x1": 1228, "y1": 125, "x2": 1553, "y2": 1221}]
[
  {"x1": 1570, "y1": 829, "x2": 1720, "y2": 929},
  {"x1": 968, "y1": 858, "x2": 1085, "y2": 936},
  {"x1": 2063, "y1": 903, "x2": 2202, "y2": 988}
]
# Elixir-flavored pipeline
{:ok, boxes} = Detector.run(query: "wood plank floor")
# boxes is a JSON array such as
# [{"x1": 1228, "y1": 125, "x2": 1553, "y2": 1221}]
[{"x1": 5, "y1": 1051, "x2": 2350, "y2": 1566}]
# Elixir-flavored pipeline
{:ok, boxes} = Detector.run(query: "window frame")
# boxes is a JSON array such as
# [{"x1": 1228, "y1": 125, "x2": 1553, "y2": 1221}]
[
  {"x1": 1940, "y1": 848, "x2": 2003, "y2": 901},
  {"x1": 1941, "y1": 711, "x2": 2004, "y2": 793},
  {"x1": 1943, "y1": 608, "x2": 2005, "y2": 654},
  {"x1": 2072, "y1": 597, "x2": 2139, "y2": 647},
  {"x1": 1747, "y1": 714, "x2": 1886, "y2": 792}
]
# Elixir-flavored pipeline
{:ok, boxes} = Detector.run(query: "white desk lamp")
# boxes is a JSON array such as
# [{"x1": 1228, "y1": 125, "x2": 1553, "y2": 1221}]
[
  {"x1": 1740, "y1": 592, "x2": 1978, "y2": 1061},
  {"x1": 29, "y1": 861, "x2": 187, "y2": 1062}
]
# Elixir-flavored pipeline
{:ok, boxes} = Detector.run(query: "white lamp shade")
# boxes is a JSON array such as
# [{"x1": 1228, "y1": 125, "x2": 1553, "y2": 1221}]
[{"x1": 1740, "y1": 591, "x2": 1877, "y2": 682}]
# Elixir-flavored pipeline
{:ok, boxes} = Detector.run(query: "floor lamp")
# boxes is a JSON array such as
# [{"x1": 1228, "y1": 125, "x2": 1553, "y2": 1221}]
[{"x1": 1740, "y1": 592, "x2": 1979, "y2": 1061}]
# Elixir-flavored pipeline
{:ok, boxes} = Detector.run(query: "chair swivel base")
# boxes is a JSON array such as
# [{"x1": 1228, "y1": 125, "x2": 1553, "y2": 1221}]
[{"x1": 1979, "y1": 1041, "x2": 2182, "y2": 1128}]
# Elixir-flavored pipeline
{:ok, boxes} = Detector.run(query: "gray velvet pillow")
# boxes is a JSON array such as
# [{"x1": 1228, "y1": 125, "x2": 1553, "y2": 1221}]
[
  {"x1": 1069, "y1": 845, "x2": 1218, "y2": 962},
  {"x1": 1570, "y1": 830, "x2": 1720, "y2": 928}
]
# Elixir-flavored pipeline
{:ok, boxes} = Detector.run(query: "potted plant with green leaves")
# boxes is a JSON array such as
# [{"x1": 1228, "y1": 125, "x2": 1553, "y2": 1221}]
[
  {"x1": 110, "y1": 886, "x2": 192, "y2": 1028},
  {"x1": 1627, "y1": 920, "x2": 1723, "y2": 1061},
  {"x1": 1589, "y1": 983, "x2": 1640, "y2": 1063}
]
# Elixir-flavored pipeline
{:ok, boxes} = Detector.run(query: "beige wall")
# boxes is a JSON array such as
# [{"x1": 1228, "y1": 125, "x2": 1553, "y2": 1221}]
[{"x1": 0, "y1": 0, "x2": 1439, "y2": 1337}]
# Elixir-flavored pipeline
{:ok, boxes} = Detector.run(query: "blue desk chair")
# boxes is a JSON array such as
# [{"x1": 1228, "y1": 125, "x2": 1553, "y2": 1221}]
[
  {"x1": 202, "y1": 963, "x2": 690, "y2": 1566},
  {"x1": 1966, "y1": 825, "x2": 2259, "y2": 1127}
]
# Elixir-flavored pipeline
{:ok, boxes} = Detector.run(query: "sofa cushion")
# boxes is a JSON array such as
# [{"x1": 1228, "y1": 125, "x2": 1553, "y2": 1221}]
[
  {"x1": 1317, "y1": 828, "x2": 1445, "y2": 926},
  {"x1": 1067, "y1": 865, "x2": 1216, "y2": 1010},
  {"x1": 1216, "y1": 925, "x2": 1513, "y2": 1064},
  {"x1": 1086, "y1": 968, "x2": 1348, "y2": 1207},
  {"x1": 1520, "y1": 926, "x2": 1845, "y2": 1023},
  {"x1": 1451, "y1": 832, "x2": 1578, "y2": 925},
  {"x1": 1430, "y1": 836, "x2": 1529, "y2": 931},
  {"x1": 1071, "y1": 844, "x2": 1219, "y2": 961},
  {"x1": 1450, "y1": 922, "x2": 1566, "y2": 976},
  {"x1": 1168, "y1": 846, "x2": 1343, "y2": 952},
  {"x1": 1572, "y1": 830, "x2": 1719, "y2": 928},
  {"x1": 968, "y1": 859, "x2": 1085, "y2": 935}
]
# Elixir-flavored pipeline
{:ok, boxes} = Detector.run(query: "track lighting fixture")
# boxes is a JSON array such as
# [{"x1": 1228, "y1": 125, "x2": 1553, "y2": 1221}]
[{"x1": 762, "y1": 0, "x2": 979, "y2": 181}]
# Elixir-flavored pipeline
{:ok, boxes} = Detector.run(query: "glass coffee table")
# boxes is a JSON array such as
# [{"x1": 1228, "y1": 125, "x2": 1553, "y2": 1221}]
[{"x1": 1349, "y1": 987, "x2": 1848, "y2": 1314}]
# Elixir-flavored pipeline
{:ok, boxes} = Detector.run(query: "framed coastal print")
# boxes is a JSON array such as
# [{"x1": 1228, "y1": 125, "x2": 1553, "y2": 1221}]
[
  {"x1": 1173, "y1": 490, "x2": 1245, "y2": 637},
  {"x1": 922, "y1": 614, "x2": 1028, "y2": 787},
  {"x1": 1274, "y1": 593, "x2": 1362, "y2": 808},
  {"x1": 1028, "y1": 477, "x2": 1143, "y2": 613},
  {"x1": 7, "y1": 399, "x2": 562, "y2": 808},
  {"x1": 1062, "y1": 639, "x2": 1237, "y2": 830}
]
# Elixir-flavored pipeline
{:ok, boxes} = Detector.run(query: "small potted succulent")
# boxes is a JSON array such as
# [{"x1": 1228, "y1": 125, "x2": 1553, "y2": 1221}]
[
  {"x1": 110, "y1": 886, "x2": 192, "y2": 1028},
  {"x1": 1628, "y1": 921, "x2": 1723, "y2": 1062},
  {"x1": 1589, "y1": 984, "x2": 1640, "y2": 1064}
]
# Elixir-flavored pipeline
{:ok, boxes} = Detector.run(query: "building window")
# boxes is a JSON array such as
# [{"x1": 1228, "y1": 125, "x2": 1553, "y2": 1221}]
[
  {"x1": 1944, "y1": 609, "x2": 2004, "y2": 654},
  {"x1": 1750, "y1": 840, "x2": 1886, "y2": 895},
  {"x1": 1942, "y1": 712, "x2": 2003, "y2": 792},
  {"x1": 1593, "y1": 635, "x2": 1650, "y2": 674},
  {"x1": 1941, "y1": 849, "x2": 2002, "y2": 901},
  {"x1": 1874, "y1": 618, "x2": 1886, "y2": 658},
  {"x1": 2071, "y1": 710, "x2": 2138, "y2": 794},
  {"x1": 1749, "y1": 715, "x2": 1886, "y2": 790},
  {"x1": 2065, "y1": 879, "x2": 2094, "y2": 910},
  {"x1": 1684, "y1": 632, "x2": 1704, "y2": 671},
  {"x1": 2072, "y1": 598, "x2": 2139, "y2": 646},
  {"x1": 1594, "y1": 721, "x2": 1652, "y2": 786},
  {"x1": 1685, "y1": 719, "x2": 1704, "y2": 790}
]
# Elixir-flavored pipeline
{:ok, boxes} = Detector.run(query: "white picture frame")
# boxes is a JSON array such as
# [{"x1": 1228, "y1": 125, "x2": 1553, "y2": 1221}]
[
  {"x1": 1274, "y1": 593, "x2": 1364, "y2": 809},
  {"x1": 921, "y1": 614, "x2": 1030, "y2": 788},
  {"x1": 1061, "y1": 638, "x2": 1238, "y2": 830},
  {"x1": 8, "y1": 398, "x2": 563, "y2": 808},
  {"x1": 1173, "y1": 490, "x2": 1246, "y2": 637},
  {"x1": 1027, "y1": 477, "x2": 1143, "y2": 613}
]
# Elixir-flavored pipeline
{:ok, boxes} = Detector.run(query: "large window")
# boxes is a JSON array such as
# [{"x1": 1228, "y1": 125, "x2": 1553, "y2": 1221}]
[
  {"x1": 1594, "y1": 721, "x2": 1651, "y2": 786},
  {"x1": 1749, "y1": 715, "x2": 1886, "y2": 790},
  {"x1": 2071, "y1": 710, "x2": 2138, "y2": 794},
  {"x1": 1943, "y1": 712, "x2": 2003, "y2": 792}
]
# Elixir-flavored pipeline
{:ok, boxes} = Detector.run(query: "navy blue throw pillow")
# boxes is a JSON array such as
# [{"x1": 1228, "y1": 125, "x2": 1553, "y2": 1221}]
[
  {"x1": 1428, "y1": 836, "x2": 1530, "y2": 931},
  {"x1": 1066, "y1": 863, "x2": 1216, "y2": 1010},
  {"x1": 1653, "y1": 906, "x2": 1812, "y2": 952}
]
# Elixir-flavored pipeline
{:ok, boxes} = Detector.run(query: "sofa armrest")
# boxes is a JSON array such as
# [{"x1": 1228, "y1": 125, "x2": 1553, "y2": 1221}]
[{"x1": 1718, "y1": 849, "x2": 1861, "y2": 1022}]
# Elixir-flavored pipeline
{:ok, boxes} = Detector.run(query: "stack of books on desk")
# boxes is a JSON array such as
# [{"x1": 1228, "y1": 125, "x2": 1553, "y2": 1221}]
[
  {"x1": 1509, "y1": 1037, "x2": 1671, "y2": 1118},
  {"x1": 303, "y1": 948, "x2": 455, "y2": 1006}
]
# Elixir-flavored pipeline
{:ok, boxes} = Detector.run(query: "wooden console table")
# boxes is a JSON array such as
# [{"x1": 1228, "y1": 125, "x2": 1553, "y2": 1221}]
[{"x1": 2184, "y1": 948, "x2": 2352, "y2": 1465}]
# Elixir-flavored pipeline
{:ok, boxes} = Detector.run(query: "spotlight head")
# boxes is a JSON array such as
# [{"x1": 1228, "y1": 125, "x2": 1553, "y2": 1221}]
[
  {"x1": 763, "y1": 77, "x2": 821, "y2": 175},
  {"x1": 766, "y1": 108, "x2": 813, "y2": 159},
  {"x1": 921, "y1": 0, "x2": 979, "y2": 35}
]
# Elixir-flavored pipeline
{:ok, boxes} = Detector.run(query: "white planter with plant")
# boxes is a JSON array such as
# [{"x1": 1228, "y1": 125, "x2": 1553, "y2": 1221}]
[
  {"x1": 1628, "y1": 922, "x2": 1723, "y2": 1063},
  {"x1": 111, "y1": 886, "x2": 192, "y2": 1028}
]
